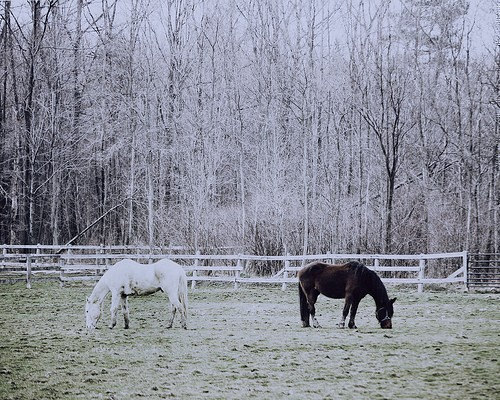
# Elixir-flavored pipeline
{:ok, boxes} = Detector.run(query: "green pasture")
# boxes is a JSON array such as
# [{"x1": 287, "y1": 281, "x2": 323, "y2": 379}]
[{"x1": 0, "y1": 282, "x2": 498, "y2": 399}]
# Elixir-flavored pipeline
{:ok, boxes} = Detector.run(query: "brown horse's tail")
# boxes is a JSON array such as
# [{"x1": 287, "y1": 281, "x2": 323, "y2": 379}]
[{"x1": 299, "y1": 283, "x2": 310, "y2": 327}]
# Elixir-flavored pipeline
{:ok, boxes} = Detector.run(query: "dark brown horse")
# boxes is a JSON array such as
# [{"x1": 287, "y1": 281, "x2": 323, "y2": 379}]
[{"x1": 298, "y1": 261, "x2": 396, "y2": 329}]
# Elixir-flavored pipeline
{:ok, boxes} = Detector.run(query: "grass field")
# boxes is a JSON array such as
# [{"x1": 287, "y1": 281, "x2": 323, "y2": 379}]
[{"x1": 0, "y1": 281, "x2": 499, "y2": 399}]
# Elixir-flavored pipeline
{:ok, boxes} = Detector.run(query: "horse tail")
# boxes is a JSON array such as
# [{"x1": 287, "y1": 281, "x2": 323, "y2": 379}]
[
  {"x1": 178, "y1": 270, "x2": 189, "y2": 318},
  {"x1": 299, "y1": 283, "x2": 310, "y2": 327}
]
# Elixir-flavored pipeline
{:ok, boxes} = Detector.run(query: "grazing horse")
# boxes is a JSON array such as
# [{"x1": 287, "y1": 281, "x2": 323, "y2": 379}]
[
  {"x1": 85, "y1": 258, "x2": 188, "y2": 330},
  {"x1": 298, "y1": 261, "x2": 396, "y2": 329}
]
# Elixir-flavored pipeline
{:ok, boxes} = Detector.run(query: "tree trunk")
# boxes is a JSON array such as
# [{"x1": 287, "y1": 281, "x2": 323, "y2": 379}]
[
  {"x1": 302, "y1": 123, "x2": 309, "y2": 263},
  {"x1": 50, "y1": 169, "x2": 59, "y2": 245},
  {"x1": 385, "y1": 172, "x2": 395, "y2": 253},
  {"x1": 147, "y1": 151, "x2": 154, "y2": 248},
  {"x1": 0, "y1": 1, "x2": 9, "y2": 132},
  {"x1": 20, "y1": 0, "x2": 42, "y2": 245}
]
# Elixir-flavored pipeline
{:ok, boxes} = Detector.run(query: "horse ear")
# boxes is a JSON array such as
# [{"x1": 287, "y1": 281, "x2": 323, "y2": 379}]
[{"x1": 390, "y1": 297, "x2": 396, "y2": 304}]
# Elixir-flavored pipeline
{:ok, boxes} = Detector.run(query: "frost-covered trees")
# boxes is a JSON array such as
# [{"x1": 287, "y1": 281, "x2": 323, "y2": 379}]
[{"x1": 0, "y1": 0, "x2": 497, "y2": 255}]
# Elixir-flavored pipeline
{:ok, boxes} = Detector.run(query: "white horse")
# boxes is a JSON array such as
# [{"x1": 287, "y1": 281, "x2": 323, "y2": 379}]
[{"x1": 85, "y1": 258, "x2": 188, "y2": 330}]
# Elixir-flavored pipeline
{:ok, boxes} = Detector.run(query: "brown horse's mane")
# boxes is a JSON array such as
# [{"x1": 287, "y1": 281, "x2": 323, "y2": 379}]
[{"x1": 349, "y1": 261, "x2": 389, "y2": 306}]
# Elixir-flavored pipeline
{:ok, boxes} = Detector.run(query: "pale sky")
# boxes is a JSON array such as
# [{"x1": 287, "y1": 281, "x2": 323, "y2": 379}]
[{"x1": 8, "y1": 0, "x2": 497, "y2": 56}]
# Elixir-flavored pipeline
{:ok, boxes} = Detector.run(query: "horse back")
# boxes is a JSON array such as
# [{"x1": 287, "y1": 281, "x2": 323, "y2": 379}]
[
  {"x1": 299, "y1": 261, "x2": 367, "y2": 299},
  {"x1": 153, "y1": 259, "x2": 185, "y2": 280}
]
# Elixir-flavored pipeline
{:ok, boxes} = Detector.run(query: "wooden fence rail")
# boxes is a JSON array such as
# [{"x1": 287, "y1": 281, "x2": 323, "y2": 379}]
[{"x1": 0, "y1": 245, "x2": 468, "y2": 292}]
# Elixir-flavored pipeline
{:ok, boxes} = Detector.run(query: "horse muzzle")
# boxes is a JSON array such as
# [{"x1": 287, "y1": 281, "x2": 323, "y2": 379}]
[{"x1": 380, "y1": 319, "x2": 392, "y2": 329}]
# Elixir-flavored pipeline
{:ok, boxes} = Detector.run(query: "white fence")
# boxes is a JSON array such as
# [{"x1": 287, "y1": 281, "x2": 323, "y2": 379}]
[{"x1": 0, "y1": 245, "x2": 467, "y2": 292}]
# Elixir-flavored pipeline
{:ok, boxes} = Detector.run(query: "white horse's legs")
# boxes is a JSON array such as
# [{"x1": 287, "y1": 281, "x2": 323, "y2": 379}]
[
  {"x1": 121, "y1": 294, "x2": 130, "y2": 329},
  {"x1": 175, "y1": 300, "x2": 187, "y2": 329},
  {"x1": 177, "y1": 300, "x2": 187, "y2": 329},
  {"x1": 166, "y1": 304, "x2": 176, "y2": 329},
  {"x1": 177, "y1": 294, "x2": 188, "y2": 329},
  {"x1": 167, "y1": 298, "x2": 186, "y2": 329},
  {"x1": 109, "y1": 293, "x2": 120, "y2": 329},
  {"x1": 163, "y1": 285, "x2": 187, "y2": 329}
]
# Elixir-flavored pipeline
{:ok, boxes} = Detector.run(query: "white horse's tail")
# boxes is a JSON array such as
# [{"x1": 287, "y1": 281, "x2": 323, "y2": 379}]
[{"x1": 178, "y1": 271, "x2": 189, "y2": 319}]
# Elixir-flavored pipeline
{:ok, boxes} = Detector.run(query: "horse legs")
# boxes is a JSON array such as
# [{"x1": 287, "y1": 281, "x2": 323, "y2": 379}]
[
  {"x1": 307, "y1": 290, "x2": 321, "y2": 328},
  {"x1": 347, "y1": 298, "x2": 361, "y2": 329},
  {"x1": 174, "y1": 299, "x2": 187, "y2": 329},
  {"x1": 163, "y1": 285, "x2": 187, "y2": 329},
  {"x1": 166, "y1": 304, "x2": 176, "y2": 329},
  {"x1": 109, "y1": 293, "x2": 120, "y2": 329},
  {"x1": 168, "y1": 299, "x2": 187, "y2": 329},
  {"x1": 121, "y1": 294, "x2": 130, "y2": 329},
  {"x1": 338, "y1": 297, "x2": 352, "y2": 328}
]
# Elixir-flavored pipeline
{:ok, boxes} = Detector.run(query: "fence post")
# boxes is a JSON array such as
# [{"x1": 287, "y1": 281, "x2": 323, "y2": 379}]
[
  {"x1": 2, "y1": 245, "x2": 6, "y2": 270},
  {"x1": 282, "y1": 253, "x2": 290, "y2": 291},
  {"x1": 191, "y1": 250, "x2": 200, "y2": 290},
  {"x1": 97, "y1": 244, "x2": 103, "y2": 275},
  {"x1": 234, "y1": 257, "x2": 241, "y2": 290},
  {"x1": 26, "y1": 255, "x2": 32, "y2": 289},
  {"x1": 105, "y1": 245, "x2": 111, "y2": 271},
  {"x1": 418, "y1": 258, "x2": 425, "y2": 293},
  {"x1": 463, "y1": 251, "x2": 468, "y2": 292},
  {"x1": 36, "y1": 243, "x2": 41, "y2": 270},
  {"x1": 59, "y1": 254, "x2": 65, "y2": 287},
  {"x1": 374, "y1": 258, "x2": 380, "y2": 271}
]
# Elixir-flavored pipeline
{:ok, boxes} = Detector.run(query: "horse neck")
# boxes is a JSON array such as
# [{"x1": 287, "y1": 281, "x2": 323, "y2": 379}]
[
  {"x1": 367, "y1": 273, "x2": 389, "y2": 308},
  {"x1": 89, "y1": 279, "x2": 110, "y2": 304}
]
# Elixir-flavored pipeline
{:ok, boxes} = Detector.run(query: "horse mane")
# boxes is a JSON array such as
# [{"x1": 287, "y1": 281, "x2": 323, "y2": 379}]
[
  {"x1": 89, "y1": 276, "x2": 110, "y2": 304},
  {"x1": 348, "y1": 261, "x2": 368, "y2": 276},
  {"x1": 347, "y1": 261, "x2": 389, "y2": 305}
]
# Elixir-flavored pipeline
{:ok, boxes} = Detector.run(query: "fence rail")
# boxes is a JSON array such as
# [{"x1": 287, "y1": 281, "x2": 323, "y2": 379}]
[{"x1": 0, "y1": 245, "x2": 469, "y2": 292}]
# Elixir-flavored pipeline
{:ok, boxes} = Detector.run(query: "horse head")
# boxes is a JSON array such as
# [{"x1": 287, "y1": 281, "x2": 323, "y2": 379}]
[
  {"x1": 85, "y1": 297, "x2": 101, "y2": 329},
  {"x1": 376, "y1": 297, "x2": 396, "y2": 329}
]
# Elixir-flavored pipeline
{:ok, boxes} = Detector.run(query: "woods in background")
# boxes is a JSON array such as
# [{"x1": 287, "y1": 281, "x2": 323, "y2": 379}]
[{"x1": 0, "y1": 0, "x2": 498, "y2": 255}]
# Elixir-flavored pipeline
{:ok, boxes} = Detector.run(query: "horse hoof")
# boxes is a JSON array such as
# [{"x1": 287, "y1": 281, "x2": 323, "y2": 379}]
[
  {"x1": 337, "y1": 323, "x2": 345, "y2": 329},
  {"x1": 302, "y1": 322, "x2": 310, "y2": 328},
  {"x1": 349, "y1": 325, "x2": 357, "y2": 329}
]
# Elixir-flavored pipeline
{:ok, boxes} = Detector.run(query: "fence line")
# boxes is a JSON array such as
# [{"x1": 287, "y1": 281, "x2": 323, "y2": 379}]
[
  {"x1": 0, "y1": 244, "x2": 467, "y2": 259},
  {"x1": 467, "y1": 253, "x2": 500, "y2": 289},
  {"x1": 0, "y1": 245, "x2": 468, "y2": 292}
]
